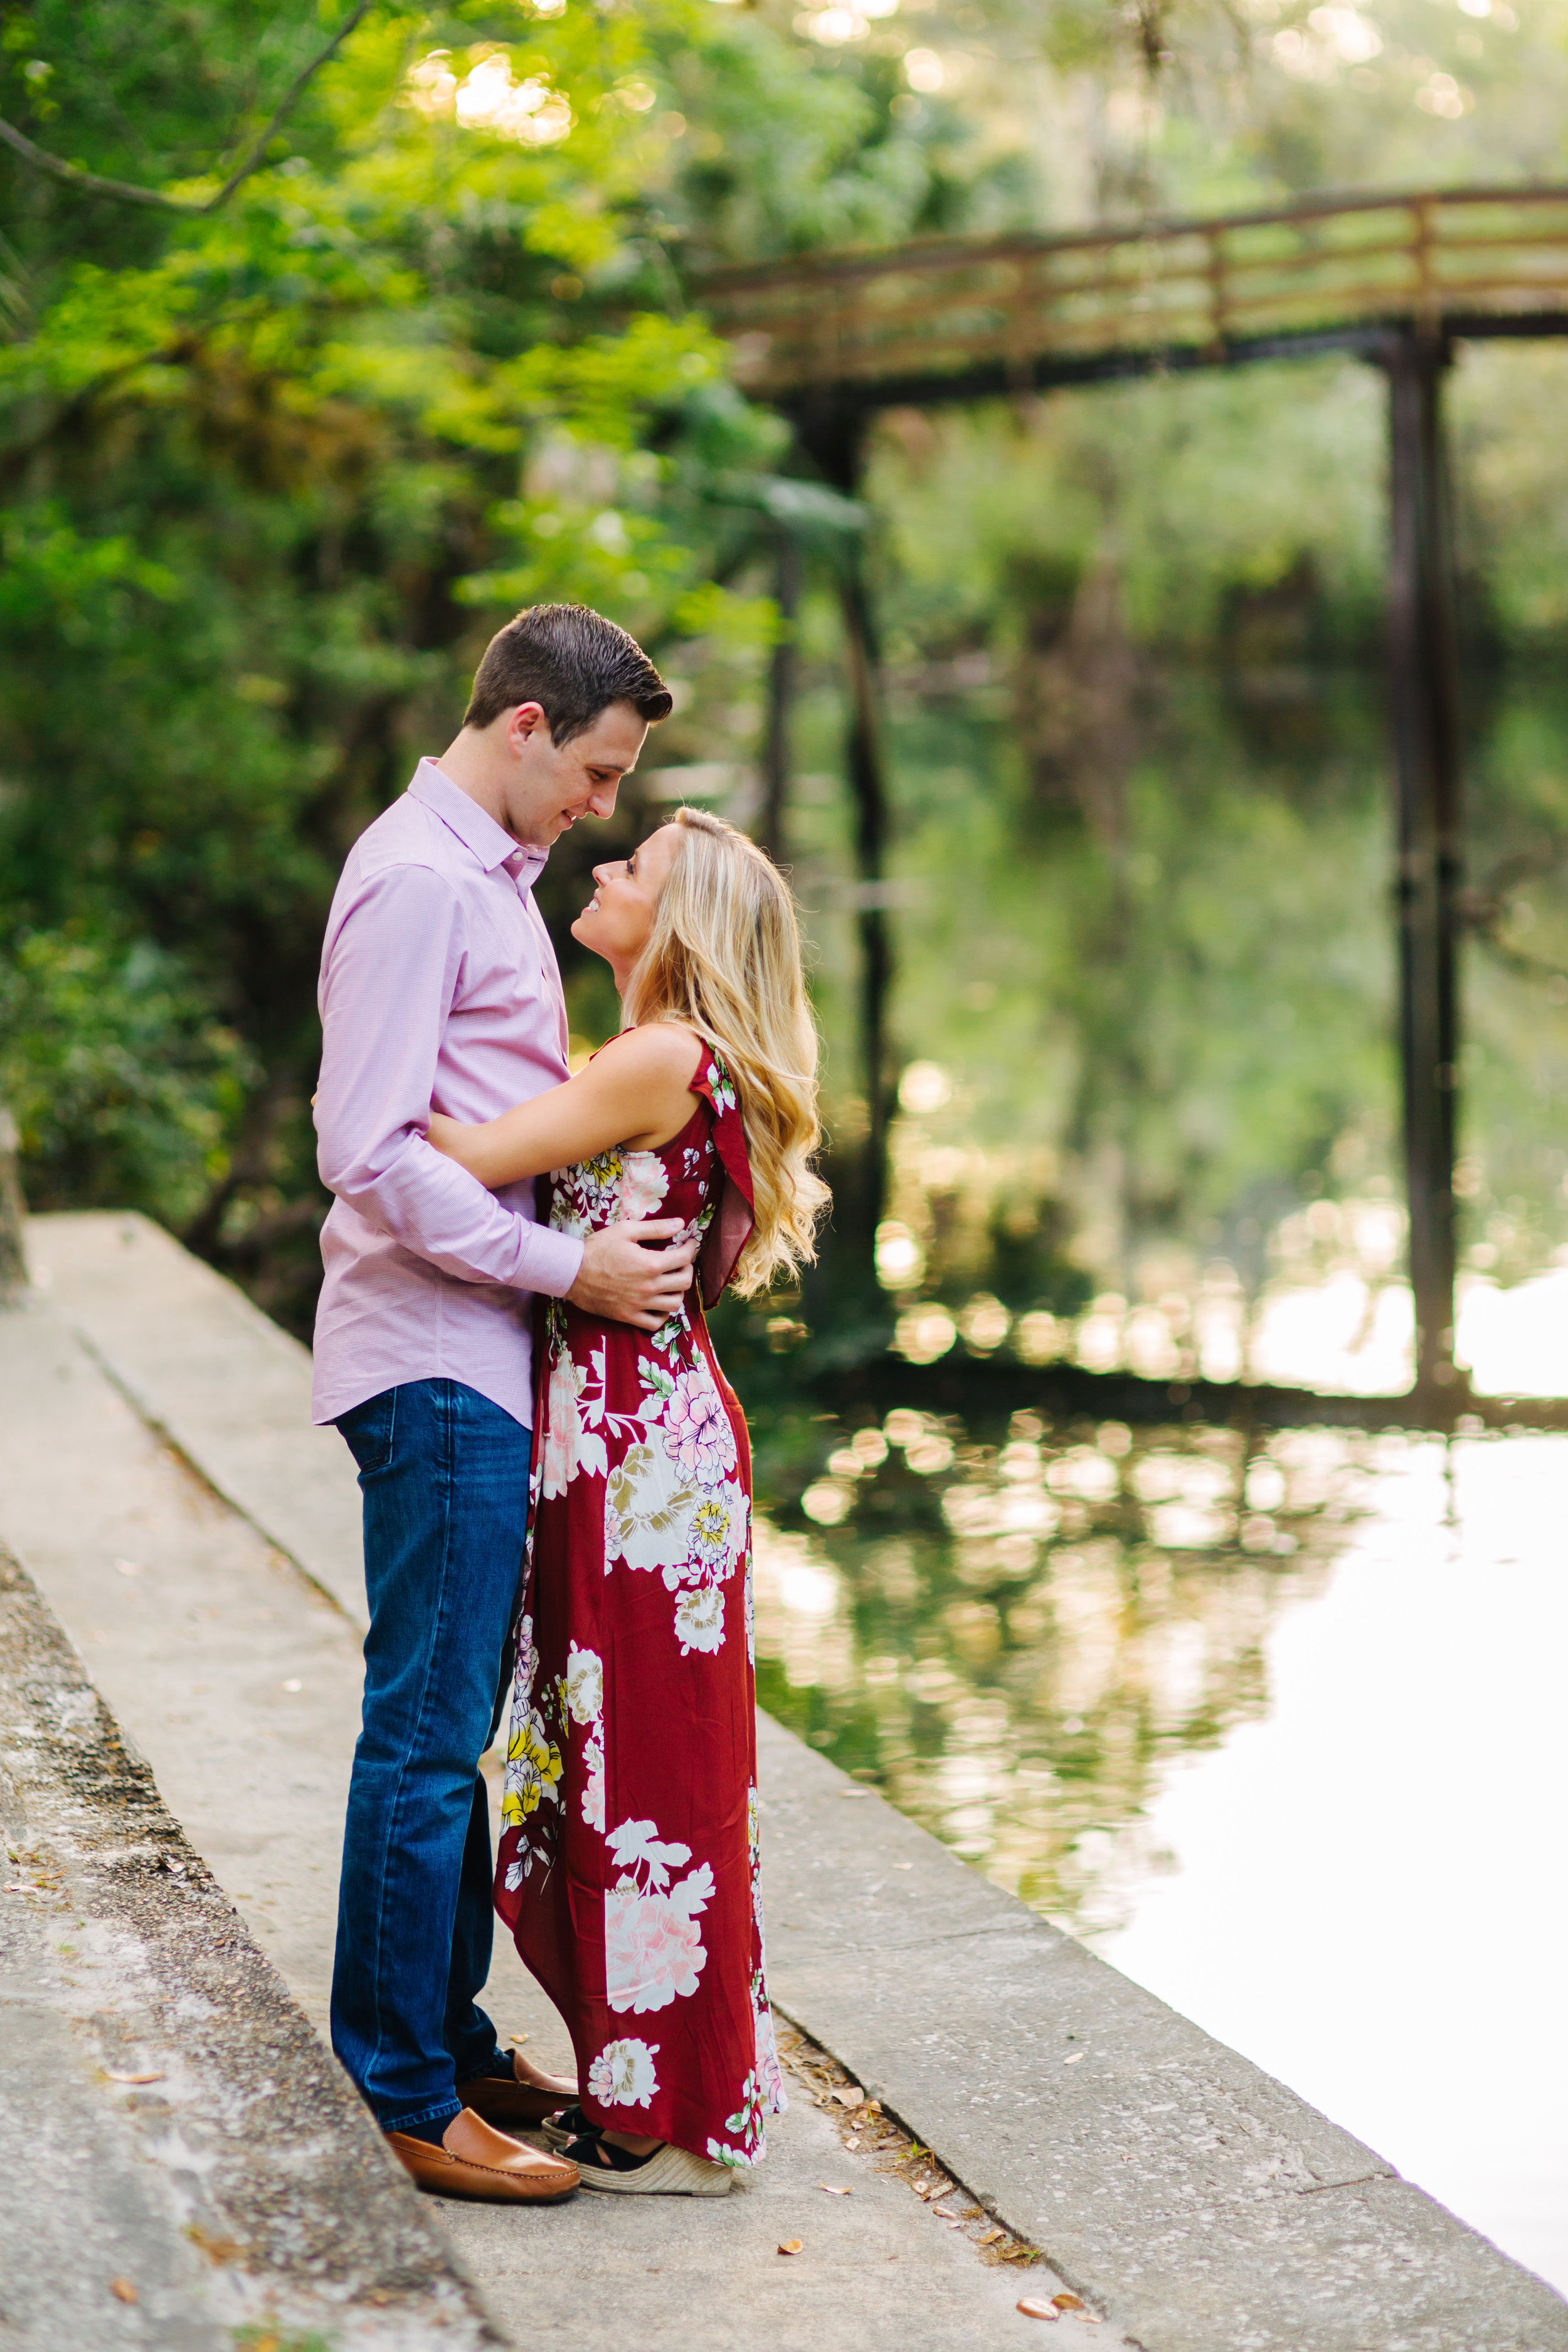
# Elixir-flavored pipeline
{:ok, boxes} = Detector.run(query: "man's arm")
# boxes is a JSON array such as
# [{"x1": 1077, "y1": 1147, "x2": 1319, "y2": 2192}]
[
  {"x1": 316, "y1": 860, "x2": 697, "y2": 1325},
  {"x1": 315, "y1": 860, "x2": 584, "y2": 1297}
]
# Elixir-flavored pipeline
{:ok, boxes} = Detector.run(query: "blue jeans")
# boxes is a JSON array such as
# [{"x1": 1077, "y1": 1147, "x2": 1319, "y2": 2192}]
[{"x1": 331, "y1": 1379, "x2": 531, "y2": 2136}]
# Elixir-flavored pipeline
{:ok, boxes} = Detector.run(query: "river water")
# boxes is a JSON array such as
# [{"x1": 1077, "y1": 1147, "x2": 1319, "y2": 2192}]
[
  {"x1": 750, "y1": 1404, "x2": 1568, "y2": 2296},
  {"x1": 738, "y1": 664, "x2": 1568, "y2": 2295}
]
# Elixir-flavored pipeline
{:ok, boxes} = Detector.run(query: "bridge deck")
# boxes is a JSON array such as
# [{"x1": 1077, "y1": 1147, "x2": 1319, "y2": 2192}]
[{"x1": 700, "y1": 184, "x2": 1568, "y2": 406}]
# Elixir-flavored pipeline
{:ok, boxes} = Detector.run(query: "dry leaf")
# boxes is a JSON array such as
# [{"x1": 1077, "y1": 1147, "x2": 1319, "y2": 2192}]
[
  {"x1": 777, "y1": 2240, "x2": 803, "y2": 2257},
  {"x1": 832, "y1": 2086, "x2": 864, "y2": 2108},
  {"x1": 979, "y1": 2227, "x2": 1004, "y2": 2245},
  {"x1": 1052, "y1": 2294, "x2": 1087, "y2": 2312},
  {"x1": 109, "y1": 2279, "x2": 138, "y2": 2304},
  {"x1": 1064, "y1": 2052, "x2": 1084, "y2": 2064},
  {"x1": 105, "y1": 2069, "x2": 164, "y2": 2085},
  {"x1": 816, "y1": 2181, "x2": 852, "y2": 2196},
  {"x1": 1017, "y1": 2301, "x2": 1058, "y2": 2323},
  {"x1": 507, "y1": 2033, "x2": 529, "y2": 2046}
]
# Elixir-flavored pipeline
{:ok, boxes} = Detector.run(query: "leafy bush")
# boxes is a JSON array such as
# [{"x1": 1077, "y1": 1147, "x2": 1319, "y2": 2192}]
[{"x1": 0, "y1": 930, "x2": 255, "y2": 1226}]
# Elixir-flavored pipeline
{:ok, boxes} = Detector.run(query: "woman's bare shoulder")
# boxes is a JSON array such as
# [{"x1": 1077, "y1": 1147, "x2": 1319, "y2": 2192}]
[{"x1": 591, "y1": 1023, "x2": 704, "y2": 1086}]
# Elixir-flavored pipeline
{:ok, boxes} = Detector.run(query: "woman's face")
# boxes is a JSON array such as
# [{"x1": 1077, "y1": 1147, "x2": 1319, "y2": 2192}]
[{"x1": 571, "y1": 823, "x2": 681, "y2": 983}]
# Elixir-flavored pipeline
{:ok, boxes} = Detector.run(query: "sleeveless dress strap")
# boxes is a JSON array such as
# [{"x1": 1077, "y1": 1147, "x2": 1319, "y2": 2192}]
[{"x1": 691, "y1": 1047, "x2": 755, "y2": 1308}]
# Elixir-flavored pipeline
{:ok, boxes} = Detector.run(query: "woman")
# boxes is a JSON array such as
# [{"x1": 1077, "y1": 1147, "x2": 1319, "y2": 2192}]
[{"x1": 428, "y1": 805, "x2": 827, "y2": 2195}]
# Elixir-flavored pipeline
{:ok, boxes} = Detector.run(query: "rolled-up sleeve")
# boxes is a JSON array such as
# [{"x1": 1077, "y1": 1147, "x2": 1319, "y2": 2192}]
[{"x1": 314, "y1": 861, "x2": 583, "y2": 1298}]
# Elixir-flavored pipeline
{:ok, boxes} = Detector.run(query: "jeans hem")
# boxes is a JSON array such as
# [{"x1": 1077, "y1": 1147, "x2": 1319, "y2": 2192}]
[
  {"x1": 454, "y1": 2052, "x2": 508, "y2": 2090},
  {"x1": 381, "y1": 2097, "x2": 462, "y2": 2138}
]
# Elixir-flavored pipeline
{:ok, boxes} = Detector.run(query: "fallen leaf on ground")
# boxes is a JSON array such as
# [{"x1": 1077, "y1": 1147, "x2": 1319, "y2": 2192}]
[
  {"x1": 1052, "y1": 2294, "x2": 1087, "y2": 2312},
  {"x1": 105, "y1": 2069, "x2": 164, "y2": 2085},
  {"x1": 832, "y1": 2087, "x2": 864, "y2": 2108},
  {"x1": 1016, "y1": 2300, "x2": 1058, "y2": 2323},
  {"x1": 816, "y1": 2182, "x2": 852, "y2": 2195},
  {"x1": 979, "y1": 2227, "x2": 1004, "y2": 2245},
  {"x1": 109, "y1": 2279, "x2": 138, "y2": 2304},
  {"x1": 507, "y1": 2033, "x2": 529, "y2": 2046},
  {"x1": 778, "y1": 2240, "x2": 803, "y2": 2257},
  {"x1": 1064, "y1": 2052, "x2": 1084, "y2": 2064}
]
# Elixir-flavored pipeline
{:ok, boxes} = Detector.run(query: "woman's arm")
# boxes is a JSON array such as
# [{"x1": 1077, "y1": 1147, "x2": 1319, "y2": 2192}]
[{"x1": 427, "y1": 1025, "x2": 704, "y2": 1190}]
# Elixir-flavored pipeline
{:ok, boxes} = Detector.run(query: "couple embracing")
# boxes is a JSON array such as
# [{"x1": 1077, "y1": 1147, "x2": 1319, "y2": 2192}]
[{"x1": 312, "y1": 603, "x2": 826, "y2": 2202}]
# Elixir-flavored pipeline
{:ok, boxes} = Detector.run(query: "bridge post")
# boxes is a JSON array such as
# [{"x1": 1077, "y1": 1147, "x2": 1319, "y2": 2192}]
[
  {"x1": 758, "y1": 529, "x2": 800, "y2": 865},
  {"x1": 1383, "y1": 327, "x2": 1463, "y2": 1404},
  {"x1": 796, "y1": 400, "x2": 894, "y2": 1266}
]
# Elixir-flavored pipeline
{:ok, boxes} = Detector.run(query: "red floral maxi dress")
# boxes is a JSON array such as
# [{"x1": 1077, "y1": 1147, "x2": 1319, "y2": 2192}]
[{"x1": 492, "y1": 1043, "x2": 787, "y2": 2169}]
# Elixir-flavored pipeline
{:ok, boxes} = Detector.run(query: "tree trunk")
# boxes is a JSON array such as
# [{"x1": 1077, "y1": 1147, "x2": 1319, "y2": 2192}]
[{"x1": 0, "y1": 1104, "x2": 28, "y2": 1302}]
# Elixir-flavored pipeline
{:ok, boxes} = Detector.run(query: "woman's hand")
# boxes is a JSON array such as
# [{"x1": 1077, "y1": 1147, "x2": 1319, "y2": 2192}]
[{"x1": 426, "y1": 1111, "x2": 495, "y2": 1181}]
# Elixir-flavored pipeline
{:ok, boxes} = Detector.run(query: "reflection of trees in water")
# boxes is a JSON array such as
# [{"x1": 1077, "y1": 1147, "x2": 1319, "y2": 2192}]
[
  {"x1": 753, "y1": 1409, "x2": 1374, "y2": 1935},
  {"x1": 784, "y1": 664, "x2": 1568, "y2": 1385}
]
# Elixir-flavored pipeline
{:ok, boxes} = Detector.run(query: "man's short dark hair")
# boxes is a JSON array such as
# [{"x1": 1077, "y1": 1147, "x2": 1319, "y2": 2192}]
[{"x1": 462, "y1": 603, "x2": 672, "y2": 741}]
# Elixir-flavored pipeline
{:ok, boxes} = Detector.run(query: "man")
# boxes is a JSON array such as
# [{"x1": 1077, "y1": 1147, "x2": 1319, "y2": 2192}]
[{"x1": 312, "y1": 603, "x2": 691, "y2": 2203}]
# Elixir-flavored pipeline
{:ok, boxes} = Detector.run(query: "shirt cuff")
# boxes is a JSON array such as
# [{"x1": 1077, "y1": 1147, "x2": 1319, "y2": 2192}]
[{"x1": 519, "y1": 1221, "x2": 584, "y2": 1300}]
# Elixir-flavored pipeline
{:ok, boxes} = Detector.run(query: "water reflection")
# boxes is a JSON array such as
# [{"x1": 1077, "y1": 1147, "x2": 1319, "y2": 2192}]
[
  {"x1": 751, "y1": 1402, "x2": 1375, "y2": 1931},
  {"x1": 751, "y1": 1406, "x2": 1568, "y2": 2292}
]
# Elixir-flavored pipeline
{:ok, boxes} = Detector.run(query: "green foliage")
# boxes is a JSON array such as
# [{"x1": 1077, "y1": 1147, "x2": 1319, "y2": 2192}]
[
  {"x1": 0, "y1": 928, "x2": 255, "y2": 1222},
  {"x1": 0, "y1": 0, "x2": 1010, "y2": 1317}
]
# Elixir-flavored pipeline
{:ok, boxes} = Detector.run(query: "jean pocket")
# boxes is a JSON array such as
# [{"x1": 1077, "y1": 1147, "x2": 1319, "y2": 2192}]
[{"x1": 337, "y1": 1389, "x2": 398, "y2": 1478}]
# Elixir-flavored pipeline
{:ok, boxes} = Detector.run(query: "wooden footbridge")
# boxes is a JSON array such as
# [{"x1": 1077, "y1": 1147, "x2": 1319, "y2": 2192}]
[{"x1": 700, "y1": 185, "x2": 1568, "y2": 1406}]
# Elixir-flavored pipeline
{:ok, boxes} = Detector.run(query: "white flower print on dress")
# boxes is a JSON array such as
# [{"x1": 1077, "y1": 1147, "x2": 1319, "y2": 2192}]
[
  {"x1": 565, "y1": 1642, "x2": 603, "y2": 1725},
  {"x1": 673, "y1": 1584, "x2": 724, "y2": 1656},
  {"x1": 501, "y1": 1616, "x2": 564, "y2": 1890},
  {"x1": 542, "y1": 1347, "x2": 608, "y2": 1497},
  {"x1": 687, "y1": 1480, "x2": 748, "y2": 1579},
  {"x1": 581, "y1": 1732, "x2": 606, "y2": 1832},
  {"x1": 566, "y1": 1643, "x2": 607, "y2": 1832},
  {"x1": 604, "y1": 1437, "x2": 697, "y2": 1578},
  {"x1": 604, "y1": 1816, "x2": 716, "y2": 2014},
  {"x1": 588, "y1": 2038, "x2": 660, "y2": 2109},
  {"x1": 664, "y1": 1365, "x2": 737, "y2": 1488}
]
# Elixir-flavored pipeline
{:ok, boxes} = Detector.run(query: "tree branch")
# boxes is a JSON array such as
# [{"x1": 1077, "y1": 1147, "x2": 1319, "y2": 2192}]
[{"x1": 0, "y1": 1, "x2": 374, "y2": 216}]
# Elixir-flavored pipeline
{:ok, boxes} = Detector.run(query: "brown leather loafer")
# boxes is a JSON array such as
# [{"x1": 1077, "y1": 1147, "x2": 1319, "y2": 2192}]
[
  {"x1": 386, "y1": 2107, "x2": 580, "y2": 2202},
  {"x1": 458, "y1": 2048, "x2": 580, "y2": 2131}
]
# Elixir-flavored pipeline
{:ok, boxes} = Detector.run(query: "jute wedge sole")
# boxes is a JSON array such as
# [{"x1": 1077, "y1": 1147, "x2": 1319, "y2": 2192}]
[{"x1": 575, "y1": 2139, "x2": 736, "y2": 2196}]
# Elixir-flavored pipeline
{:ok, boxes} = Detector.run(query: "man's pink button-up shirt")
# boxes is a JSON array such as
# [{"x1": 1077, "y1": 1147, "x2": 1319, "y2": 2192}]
[{"x1": 310, "y1": 758, "x2": 585, "y2": 1429}]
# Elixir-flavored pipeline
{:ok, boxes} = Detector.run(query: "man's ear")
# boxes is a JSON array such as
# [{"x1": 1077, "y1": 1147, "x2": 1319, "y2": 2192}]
[{"x1": 508, "y1": 701, "x2": 550, "y2": 750}]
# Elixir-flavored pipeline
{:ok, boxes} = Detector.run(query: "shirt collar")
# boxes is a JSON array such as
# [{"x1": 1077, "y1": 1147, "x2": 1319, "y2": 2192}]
[{"x1": 408, "y1": 758, "x2": 549, "y2": 887}]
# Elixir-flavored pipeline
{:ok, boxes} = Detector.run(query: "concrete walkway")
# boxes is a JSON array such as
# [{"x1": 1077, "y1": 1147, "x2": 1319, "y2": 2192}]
[{"x1": 4, "y1": 1210, "x2": 1566, "y2": 2351}]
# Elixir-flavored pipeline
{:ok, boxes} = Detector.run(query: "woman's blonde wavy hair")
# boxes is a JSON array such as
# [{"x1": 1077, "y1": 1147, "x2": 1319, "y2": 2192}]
[{"x1": 622, "y1": 806, "x2": 829, "y2": 1297}]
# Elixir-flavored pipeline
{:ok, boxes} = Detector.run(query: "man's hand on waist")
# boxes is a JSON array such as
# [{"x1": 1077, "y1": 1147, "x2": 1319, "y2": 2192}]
[{"x1": 568, "y1": 1219, "x2": 699, "y2": 1331}]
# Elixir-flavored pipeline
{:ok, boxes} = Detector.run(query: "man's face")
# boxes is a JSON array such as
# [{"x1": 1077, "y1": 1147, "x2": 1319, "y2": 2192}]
[{"x1": 502, "y1": 700, "x2": 648, "y2": 849}]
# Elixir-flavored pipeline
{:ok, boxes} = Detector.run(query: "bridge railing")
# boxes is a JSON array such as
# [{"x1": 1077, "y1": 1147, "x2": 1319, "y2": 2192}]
[{"x1": 699, "y1": 186, "x2": 1568, "y2": 400}]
